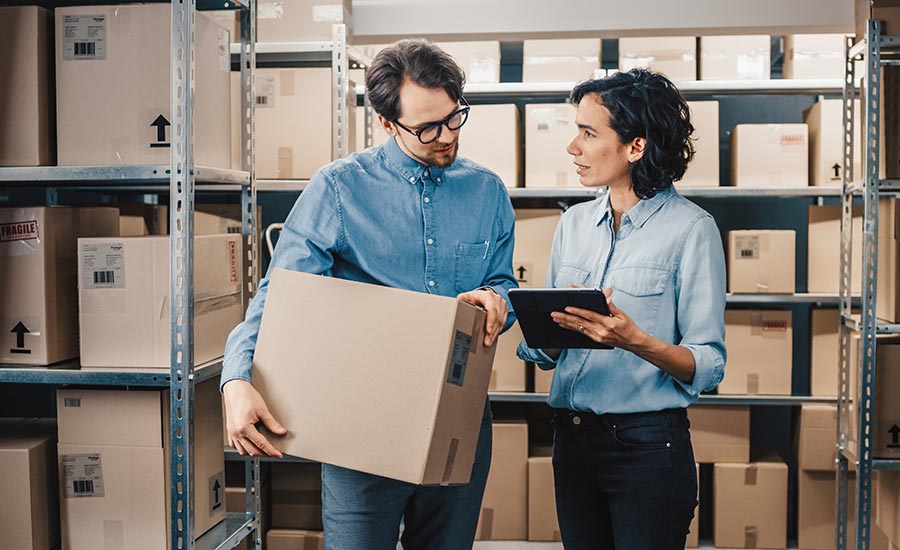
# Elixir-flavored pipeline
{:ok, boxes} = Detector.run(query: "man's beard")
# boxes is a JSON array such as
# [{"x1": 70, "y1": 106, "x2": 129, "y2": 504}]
[{"x1": 419, "y1": 140, "x2": 459, "y2": 168}]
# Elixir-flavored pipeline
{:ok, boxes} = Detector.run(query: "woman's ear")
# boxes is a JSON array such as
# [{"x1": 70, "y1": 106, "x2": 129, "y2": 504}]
[{"x1": 629, "y1": 137, "x2": 647, "y2": 163}]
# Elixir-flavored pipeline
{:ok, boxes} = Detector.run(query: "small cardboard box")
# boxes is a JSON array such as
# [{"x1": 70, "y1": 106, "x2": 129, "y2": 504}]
[
  {"x1": 0, "y1": 6, "x2": 55, "y2": 166},
  {"x1": 687, "y1": 405, "x2": 750, "y2": 463},
  {"x1": 805, "y1": 99, "x2": 862, "y2": 186},
  {"x1": 799, "y1": 470, "x2": 856, "y2": 550},
  {"x1": 1, "y1": 207, "x2": 119, "y2": 366},
  {"x1": 783, "y1": 34, "x2": 847, "y2": 80},
  {"x1": 252, "y1": 269, "x2": 496, "y2": 485},
  {"x1": 731, "y1": 124, "x2": 809, "y2": 187},
  {"x1": 720, "y1": 310, "x2": 793, "y2": 395},
  {"x1": 798, "y1": 405, "x2": 840, "y2": 472},
  {"x1": 267, "y1": 529, "x2": 325, "y2": 550},
  {"x1": 618, "y1": 37, "x2": 697, "y2": 81},
  {"x1": 527, "y1": 451, "x2": 561, "y2": 542},
  {"x1": 436, "y1": 41, "x2": 501, "y2": 83},
  {"x1": 57, "y1": 379, "x2": 225, "y2": 550},
  {"x1": 491, "y1": 321, "x2": 527, "y2": 392},
  {"x1": 525, "y1": 103, "x2": 579, "y2": 188},
  {"x1": 255, "y1": 0, "x2": 351, "y2": 42},
  {"x1": 271, "y1": 462, "x2": 322, "y2": 530},
  {"x1": 714, "y1": 461, "x2": 788, "y2": 549},
  {"x1": 0, "y1": 418, "x2": 59, "y2": 550},
  {"x1": 56, "y1": 5, "x2": 231, "y2": 168},
  {"x1": 727, "y1": 230, "x2": 796, "y2": 294},
  {"x1": 458, "y1": 103, "x2": 521, "y2": 188},
  {"x1": 699, "y1": 35, "x2": 771, "y2": 80},
  {"x1": 522, "y1": 39, "x2": 601, "y2": 82},
  {"x1": 679, "y1": 100, "x2": 720, "y2": 188},
  {"x1": 77, "y1": 234, "x2": 244, "y2": 369},
  {"x1": 808, "y1": 205, "x2": 863, "y2": 295},
  {"x1": 476, "y1": 421, "x2": 528, "y2": 541}
]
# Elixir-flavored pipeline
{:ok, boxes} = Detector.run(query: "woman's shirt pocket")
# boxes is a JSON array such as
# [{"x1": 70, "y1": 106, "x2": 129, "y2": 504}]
[
  {"x1": 554, "y1": 265, "x2": 591, "y2": 288},
  {"x1": 605, "y1": 265, "x2": 670, "y2": 332}
]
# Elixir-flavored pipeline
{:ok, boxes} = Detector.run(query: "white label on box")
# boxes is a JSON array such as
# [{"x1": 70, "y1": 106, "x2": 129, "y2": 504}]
[
  {"x1": 256, "y1": 76, "x2": 277, "y2": 108},
  {"x1": 735, "y1": 236, "x2": 760, "y2": 259},
  {"x1": 81, "y1": 243, "x2": 126, "y2": 289},
  {"x1": 62, "y1": 15, "x2": 107, "y2": 61},
  {"x1": 313, "y1": 4, "x2": 344, "y2": 22},
  {"x1": 532, "y1": 108, "x2": 563, "y2": 132},
  {"x1": 258, "y1": 2, "x2": 284, "y2": 19},
  {"x1": 0, "y1": 220, "x2": 40, "y2": 256},
  {"x1": 62, "y1": 454, "x2": 106, "y2": 498},
  {"x1": 447, "y1": 330, "x2": 471, "y2": 386},
  {"x1": 736, "y1": 53, "x2": 766, "y2": 80}
]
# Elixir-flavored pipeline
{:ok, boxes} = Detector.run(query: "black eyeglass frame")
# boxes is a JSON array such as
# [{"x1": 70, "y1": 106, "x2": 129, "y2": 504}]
[{"x1": 392, "y1": 97, "x2": 471, "y2": 144}]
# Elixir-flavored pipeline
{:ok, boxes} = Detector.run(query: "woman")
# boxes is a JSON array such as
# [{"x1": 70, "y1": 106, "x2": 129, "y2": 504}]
[{"x1": 517, "y1": 69, "x2": 727, "y2": 549}]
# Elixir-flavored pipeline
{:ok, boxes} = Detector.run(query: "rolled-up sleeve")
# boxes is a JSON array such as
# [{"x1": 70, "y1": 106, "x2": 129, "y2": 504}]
[
  {"x1": 516, "y1": 217, "x2": 564, "y2": 368},
  {"x1": 674, "y1": 214, "x2": 727, "y2": 395},
  {"x1": 220, "y1": 170, "x2": 344, "y2": 391}
]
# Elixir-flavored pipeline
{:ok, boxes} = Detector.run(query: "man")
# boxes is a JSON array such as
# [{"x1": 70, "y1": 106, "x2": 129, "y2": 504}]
[{"x1": 221, "y1": 39, "x2": 517, "y2": 549}]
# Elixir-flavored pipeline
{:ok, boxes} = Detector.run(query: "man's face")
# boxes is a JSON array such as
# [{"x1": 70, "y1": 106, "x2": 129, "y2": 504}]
[{"x1": 381, "y1": 80, "x2": 461, "y2": 168}]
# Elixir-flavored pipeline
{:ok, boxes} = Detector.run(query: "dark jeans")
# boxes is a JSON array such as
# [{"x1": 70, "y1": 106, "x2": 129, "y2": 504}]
[{"x1": 552, "y1": 407, "x2": 698, "y2": 550}]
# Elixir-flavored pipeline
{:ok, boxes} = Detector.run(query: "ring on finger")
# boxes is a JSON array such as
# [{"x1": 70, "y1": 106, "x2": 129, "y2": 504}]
[{"x1": 578, "y1": 324, "x2": 586, "y2": 333}]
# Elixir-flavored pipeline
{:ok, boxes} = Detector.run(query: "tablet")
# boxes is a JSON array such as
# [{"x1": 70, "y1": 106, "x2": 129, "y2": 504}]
[{"x1": 508, "y1": 288, "x2": 612, "y2": 350}]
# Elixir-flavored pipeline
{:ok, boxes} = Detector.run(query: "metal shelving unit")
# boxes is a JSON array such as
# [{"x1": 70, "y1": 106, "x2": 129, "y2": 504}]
[{"x1": 836, "y1": 21, "x2": 900, "y2": 550}]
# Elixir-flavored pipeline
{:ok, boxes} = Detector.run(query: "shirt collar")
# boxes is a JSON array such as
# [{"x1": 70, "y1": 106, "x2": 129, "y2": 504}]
[
  {"x1": 381, "y1": 136, "x2": 447, "y2": 185},
  {"x1": 594, "y1": 186, "x2": 676, "y2": 228}
]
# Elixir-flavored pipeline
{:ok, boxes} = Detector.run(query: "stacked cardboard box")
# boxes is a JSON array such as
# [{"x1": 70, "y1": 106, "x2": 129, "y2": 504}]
[
  {"x1": 727, "y1": 230, "x2": 796, "y2": 294},
  {"x1": 720, "y1": 310, "x2": 793, "y2": 395},
  {"x1": 687, "y1": 406, "x2": 750, "y2": 463},
  {"x1": 458, "y1": 104, "x2": 521, "y2": 188},
  {"x1": 267, "y1": 529, "x2": 325, "y2": 550},
  {"x1": 783, "y1": 35, "x2": 847, "y2": 80},
  {"x1": 476, "y1": 421, "x2": 528, "y2": 541},
  {"x1": 525, "y1": 103, "x2": 579, "y2": 188},
  {"x1": 522, "y1": 39, "x2": 601, "y2": 82},
  {"x1": 699, "y1": 36, "x2": 770, "y2": 80},
  {"x1": 436, "y1": 41, "x2": 501, "y2": 83},
  {"x1": 878, "y1": 199, "x2": 900, "y2": 323},
  {"x1": 731, "y1": 124, "x2": 809, "y2": 187},
  {"x1": 271, "y1": 463, "x2": 322, "y2": 530},
  {"x1": 848, "y1": 334, "x2": 900, "y2": 459},
  {"x1": 810, "y1": 309, "x2": 847, "y2": 397},
  {"x1": 679, "y1": 101, "x2": 720, "y2": 188},
  {"x1": 808, "y1": 205, "x2": 863, "y2": 295},
  {"x1": 255, "y1": 0, "x2": 351, "y2": 42},
  {"x1": 806, "y1": 99, "x2": 863, "y2": 186},
  {"x1": 714, "y1": 461, "x2": 788, "y2": 548},
  {"x1": 527, "y1": 449, "x2": 560, "y2": 542},
  {"x1": 618, "y1": 37, "x2": 697, "y2": 80}
]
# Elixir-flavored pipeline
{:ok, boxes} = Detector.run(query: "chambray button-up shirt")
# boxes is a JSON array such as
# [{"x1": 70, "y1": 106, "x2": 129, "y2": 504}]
[
  {"x1": 222, "y1": 137, "x2": 517, "y2": 386},
  {"x1": 517, "y1": 186, "x2": 727, "y2": 415}
]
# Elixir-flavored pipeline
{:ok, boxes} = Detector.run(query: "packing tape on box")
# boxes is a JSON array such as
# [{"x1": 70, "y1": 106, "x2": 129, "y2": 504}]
[
  {"x1": 103, "y1": 519, "x2": 125, "y2": 550},
  {"x1": 745, "y1": 525, "x2": 759, "y2": 548},
  {"x1": 441, "y1": 438, "x2": 459, "y2": 486},
  {"x1": 747, "y1": 373, "x2": 760, "y2": 394},
  {"x1": 480, "y1": 507, "x2": 495, "y2": 539},
  {"x1": 744, "y1": 464, "x2": 758, "y2": 485},
  {"x1": 278, "y1": 147, "x2": 294, "y2": 179},
  {"x1": 280, "y1": 70, "x2": 295, "y2": 97}
]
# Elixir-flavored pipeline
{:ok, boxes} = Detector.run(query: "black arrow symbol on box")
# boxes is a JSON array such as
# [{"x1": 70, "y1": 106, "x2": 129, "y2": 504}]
[
  {"x1": 212, "y1": 478, "x2": 222, "y2": 509},
  {"x1": 888, "y1": 424, "x2": 900, "y2": 448},
  {"x1": 517, "y1": 266, "x2": 527, "y2": 280},
  {"x1": 150, "y1": 115, "x2": 171, "y2": 148},
  {"x1": 10, "y1": 322, "x2": 31, "y2": 354},
  {"x1": 832, "y1": 163, "x2": 841, "y2": 179}
]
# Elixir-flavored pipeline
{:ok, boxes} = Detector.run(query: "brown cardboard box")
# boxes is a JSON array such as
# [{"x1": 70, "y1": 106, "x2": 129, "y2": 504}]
[
  {"x1": 687, "y1": 463, "x2": 700, "y2": 548},
  {"x1": 877, "y1": 470, "x2": 900, "y2": 545},
  {"x1": 231, "y1": 68, "x2": 355, "y2": 178},
  {"x1": 808, "y1": 205, "x2": 863, "y2": 295},
  {"x1": 436, "y1": 41, "x2": 501, "y2": 83},
  {"x1": 727, "y1": 230, "x2": 796, "y2": 294},
  {"x1": 0, "y1": 7, "x2": 54, "y2": 166},
  {"x1": 56, "y1": 6, "x2": 231, "y2": 168},
  {"x1": 525, "y1": 103, "x2": 579, "y2": 188},
  {"x1": 878, "y1": 199, "x2": 900, "y2": 322},
  {"x1": 687, "y1": 405, "x2": 750, "y2": 463},
  {"x1": 679, "y1": 100, "x2": 720, "y2": 188},
  {"x1": 806, "y1": 99, "x2": 863, "y2": 186},
  {"x1": 528, "y1": 451, "x2": 561, "y2": 542},
  {"x1": 784, "y1": 34, "x2": 847, "y2": 80},
  {"x1": 811, "y1": 309, "x2": 859, "y2": 397},
  {"x1": 458, "y1": 103, "x2": 520, "y2": 188},
  {"x1": 1, "y1": 207, "x2": 119, "y2": 366},
  {"x1": 256, "y1": 0, "x2": 351, "y2": 42},
  {"x1": 731, "y1": 124, "x2": 809, "y2": 187},
  {"x1": 0, "y1": 419, "x2": 59, "y2": 550},
  {"x1": 856, "y1": 0, "x2": 900, "y2": 41},
  {"x1": 861, "y1": 66, "x2": 900, "y2": 180},
  {"x1": 57, "y1": 378, "x2": 225, "y2": 549},
  {"x1": 699, "y1": 35, "x2": 771, "y2": 80},
  {"x1": 522, "y1": 39, "x2": 601, "y2": 82},
  {"x1": 799, "y1": 405, "x2": 840, "y2": 472},
  {"x1": 720, "y1": 310, "x2": 793, "y2": 395},
  {"x1": 618, "y1": 37, "x2": 697, "y2": 81},
  {"x1": 476, "y1": 421, "x2": 528, "y2": 540},
  {"x1": 491, "y1": 321, "x2": 527, "y2": 392},
  {"x1": 267, "y1": 529, "x2": 325, "y2": 550},
  {"x1": 271, "y1": 462, "x2": 322, "y2": 530},
  {"x1": 77, "y1": 234, "x2": 244, "y2": 369},
  {"x1": 799, "y1": 470, "x2": 856, "y2": 550},
  {"x1": 714, "y1": 461, "x2": 788, "y2": 549},
  {"x1": 534, "y1": 365, "x2": 554, "y2": 393},
  {"x1": 252, "y1": 269, "x2": 496, "y2": 485},
  {"x1": 848, "y1": 335, "x2": 900, "y2": 459}
]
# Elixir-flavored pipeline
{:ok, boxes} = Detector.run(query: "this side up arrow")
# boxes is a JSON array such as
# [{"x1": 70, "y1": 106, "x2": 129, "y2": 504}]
[
  {"x1": 10, "y1": 321, "x2": 31, "y2": 354},
  {"x1": 212, "y1": 478, "x2": 222, "y2": 509},
  {"x1": 517, "y1": 266, "x2": 528, "y2": 280},
  {"x1": 832, "y1": 163, "x2": 842, "y2": 179},
  {"x1": 888, "y1": 424, "x2": 900, "y2": 448},
  {"x1": 150, "y1": 115, "x2": 171, "y2": 148}
]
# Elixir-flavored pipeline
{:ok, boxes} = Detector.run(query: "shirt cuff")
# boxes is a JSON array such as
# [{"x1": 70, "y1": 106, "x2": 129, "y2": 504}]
[
  {"x1": 480, "y1": 284, "x2": 515, "y2": 333},
  {"x1": 516, "y1": 340, "x2": 558, "y2": 368},
  {"x1": 220, "y1": 352, "x2": 253, "y2": 393},
  {"x1": 677, "y1": 344, "x2": 724, "y2": 396}
]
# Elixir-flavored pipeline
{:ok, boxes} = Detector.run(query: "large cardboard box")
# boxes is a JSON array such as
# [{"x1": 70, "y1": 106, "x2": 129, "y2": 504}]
[
  {"x1": 77, "y1": 234, "x2": 244, "y2": 369},
  {"x1": 0, "y1": 419, "x2": 59, "y2": 550},
  {"x1": 527, "y1": 452, "x2": 561, "y2": 542},
  {"x1": 256, "y1": 0, "x2": 351, "y2": 42},
  {"x1": 687, "y1": 405, "x2": 750, "y2": 463},
  {"x1": 727, "y1": 230, "x2": 796, "y2": 294},
  {"x1": 679, "y1": 100, "x2": 720, "y2": 188},
  {"x1": 720, "y1": 310, "x2": 793, "y2": 395},
  {"x1": 231, "y1": 68, "x2": 355, "y2": 178},
  {"x1": 267, "y1": 529, "x2": 324, "y2": 550},
  {"x1": 618, "y1": 37, "x2": 697, "y2": 81},
  {"x1": 56, "y1": 6, "x2": 231, "y2": 168},
  {"x1": 491, "y1": 321, "x2": 527, "y2": 392},
  {"x1": 252, "y1": 269, "x2": 496, "y2": 485},
  {"x1": 861, "y1": 66, "x2": 900, "y2": 180},
  {"x1": 808, "y1": 205, "x2": 863, "y2": 295},
  {"x1": 522, "y1": 39, "x2": 600, "y2": 83},
  {"x1": 525, "y1": 103, "x2": 579, "y2": 188},
  {"x1": 877, "y1": 471, "x2": 900, "y2": 545},
  {"x1": 687, "y1": 463, "x2": 700, "y2": 548},
  {"x1": 271, "y1": 462, "x2": 322, "y2": 530},
  {"x1": 784, "y1": 34, "x2": 847, "y2": 80},
  {"x1": 699, "y1": 35, "x2": 771, "y2": 80},
  {"x1": 806, "y1": 99, "x2": 863, "y2": 186},
  {"x1": 799, "y1": 470, "x2": 856, "y2": 550},
  {"x1": 458, "y1": 103, "x2": 520, "y2": 188},
  {"x1": 811, "y1": 309, "x2": 845, "y2": 397},
  {"x1": 436, "y1": 41, "x2": 501, "y2": 83},
  {"x1": 0, "y1": 7, "x2": 55, "y2": 166},
  {"x1": 856, "y1": 0, "x2": 900, "y2": 41},
  {"x1": 1, "y1": 207, "x2": 119, "y2": 366},
  {"x1": 476, "y1": 420, "x2": 528, "y2": 541},
  {"x1": 878, "y1": 199, "x2": 900, "y2": 322},
  {"x1": 731, "y1": 124, "x2": 809, "y2": 187},
  {"x1": 848, "y1": 335, "x2": 900, "y2": 459},
  {"x1": 799, "y1": 405, "x2": 840, "y2": 472},
  {"x1": 714, "y1": 461, "x2": 788, "y2": 549},
  {"x1": 57, "y1": 379, "x2": 225, "y2": 549}
]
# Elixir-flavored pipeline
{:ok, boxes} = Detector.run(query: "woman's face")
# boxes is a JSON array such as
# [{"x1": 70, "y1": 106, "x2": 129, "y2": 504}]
[{"x1": 566, "y1": 95, "x2": 639, "y2": 189}]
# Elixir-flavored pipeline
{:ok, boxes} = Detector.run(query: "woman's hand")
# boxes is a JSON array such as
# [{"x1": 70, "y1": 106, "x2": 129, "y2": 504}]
[{"x1": 550, "y1": 288, "x2": 646, "y2": 351}]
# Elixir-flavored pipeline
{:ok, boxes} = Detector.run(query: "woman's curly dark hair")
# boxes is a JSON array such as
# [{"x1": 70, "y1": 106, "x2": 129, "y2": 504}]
[{"x1": 570, "y1": 69, "x2": 695, "y2": 199}]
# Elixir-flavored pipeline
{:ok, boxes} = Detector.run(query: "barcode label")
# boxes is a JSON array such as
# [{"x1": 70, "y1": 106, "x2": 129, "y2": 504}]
[
  {"x1": 447, "y1": 330, "x2": 471, "y2": 387},
  {"x1": 93, "y1": 271, "x2": 115, "y2": 285},
  {"x1": 73, "y1": 480, "x2": 94, "y2": 495},
  {"x1": 64, "y1": 397, "x2": 81, "y2": 408},
  {"x1": 734, "y1": 236, "x2": 760, "y2": 260},
  {"x1": 62, "y1": 15, "x2": 107, "y2": 61},
  {"x1": 81, "y1": 243, "x2": 126, "y2": 289},
  {"x1": 256, "y1": 96, "x2": 269, "y2": 105},
  {"x1": 62, "y1": 454, "x2": 105, "y2": 498},
  {"x1": 257, "y1": 76, "x2": 276, "y2": 109},
  {"x1": 74, "y1": 42, "x2": 96, "y2": 57}
]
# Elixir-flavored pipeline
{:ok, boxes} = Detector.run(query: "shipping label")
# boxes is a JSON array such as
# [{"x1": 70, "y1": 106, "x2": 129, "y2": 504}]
[
  {"x1": 81, "y1": 243, "x2": 126, "y2": 289},
  {"x1": 256, "y1": 76, "x2": 277, "y2": 108},
  {"x1": 62, "y1": 453, "x2": 106, "y2": 498},
  {"x1": 734, "y1": 235, "x2": 760, "y2": 260},
  {"x1": 447, "y1": 330, "x2": 471, "y2": 387},
  {"x1": 62, "y1": 15, "x2": 108, "y2": 61}
]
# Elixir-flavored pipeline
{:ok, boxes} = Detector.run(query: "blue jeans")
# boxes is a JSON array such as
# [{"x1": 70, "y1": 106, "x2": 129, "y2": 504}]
[
  {"x1": 321, "y1": 404, "x2": 492, "y2": 550},
  {"x1": 552, "y1": 407, "x2": 698, "y2": 550}
]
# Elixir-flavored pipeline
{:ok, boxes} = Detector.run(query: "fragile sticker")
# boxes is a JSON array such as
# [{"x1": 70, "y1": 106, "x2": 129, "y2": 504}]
[
  {"x1": 62, "y1": 15, "x2": 107, "y2": 61},
  {"x1": 734, "y1": 235, "x2": 760, "y2": 260},
  {"x1": 447, "y1": 330, "x2": 471, "y2": 387},
  {"x1": 81, "y1": 243, "x2": 126, "y2": 289},
  {"x1": 62, "y1": 454, "x2": 106, "y2": 498},
  {"x1": 0, "y1": 220, "x2": 38, "y2": 243}
]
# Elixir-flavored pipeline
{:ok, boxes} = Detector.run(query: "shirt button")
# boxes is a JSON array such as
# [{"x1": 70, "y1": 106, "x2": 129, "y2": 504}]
[
  {"x1": 428, "y1": 280, "x2": 435, "y2": 287},
  {"x1": 408, "y1": 176, "x2": 415, "y2": 183},
  {"x1": 424, "y1": 197, "x2": 430, "y2": 203},
  {"x1": 427, "y1": 238, "x2": 434, "y2": 245},
  {"x1": 436, "y1": 177, "x2": 442, "y2": 183},
  {"x1": 424, "y1": 170, "x2": 430, "y2": 177},
  {"x1": 572, "y1": 416, "x2": 582, "y2": 425}
]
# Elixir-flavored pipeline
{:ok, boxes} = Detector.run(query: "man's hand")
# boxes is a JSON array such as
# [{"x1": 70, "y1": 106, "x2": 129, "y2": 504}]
[
  {"x1": 223, "y1": 379, "x2": 287, "y2": 458},
  {"x1": 457, "y1": 287, "x2": 508, "y2": 347}
]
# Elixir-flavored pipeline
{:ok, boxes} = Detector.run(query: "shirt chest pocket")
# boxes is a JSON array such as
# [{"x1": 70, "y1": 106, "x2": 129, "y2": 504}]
[
  {"x1": 554, "y1": 265, "x2": 591, "y2": 288},
  {"x1": 606, "y1": 266, "x2": 669, "y2": 329},
  {"x1": 455, "y1": 241, "x2": 490, "y2": 293}
]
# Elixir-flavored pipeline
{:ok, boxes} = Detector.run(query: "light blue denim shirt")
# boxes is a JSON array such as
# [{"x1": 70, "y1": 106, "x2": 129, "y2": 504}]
[
  {"x1": 517, "y1": 186, "x2": 726, "y2": 414},
  {"x1": 222, "y1": 137, "x2": 517, "y2": 387}
]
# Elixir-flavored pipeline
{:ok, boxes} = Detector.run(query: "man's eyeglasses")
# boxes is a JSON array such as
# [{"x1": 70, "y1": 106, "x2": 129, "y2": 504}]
[{"x1": 393, "y1": 98, "x2": 470, "y2": 145}]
